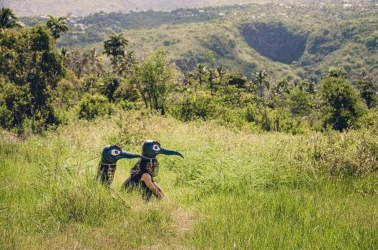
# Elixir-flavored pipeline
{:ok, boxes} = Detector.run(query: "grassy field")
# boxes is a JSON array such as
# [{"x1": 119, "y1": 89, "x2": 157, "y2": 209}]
[{"x1": 1, "y1": 110, "x2": 377, "y2": 249}]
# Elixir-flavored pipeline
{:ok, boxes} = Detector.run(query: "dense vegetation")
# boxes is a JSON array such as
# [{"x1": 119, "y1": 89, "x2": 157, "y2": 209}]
[{"x1": 1, "y1": 2, "x2": 378, "y2": 249}]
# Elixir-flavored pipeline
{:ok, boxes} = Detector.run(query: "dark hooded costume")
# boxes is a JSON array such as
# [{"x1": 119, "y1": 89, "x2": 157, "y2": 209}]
[
  {"x1": 97, "y1": 145, "x2": 143, "y2": 186},
  {"x1": 123, "y1": 140, "x2": 183, "y2": 201}
]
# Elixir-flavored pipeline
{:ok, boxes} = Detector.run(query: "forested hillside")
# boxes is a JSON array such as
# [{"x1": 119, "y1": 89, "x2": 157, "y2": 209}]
[{"x1": 14, "y1": 1, "x2": 378, "y2": 84}]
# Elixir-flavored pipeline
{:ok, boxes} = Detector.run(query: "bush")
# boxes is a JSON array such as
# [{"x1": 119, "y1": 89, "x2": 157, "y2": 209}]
[
  {"x1": 78, "y1": 94, "x2": 113, "y2": 120},
  {"x1": 169, "y1": 93, "x2": 219, "y2": 122},
  {"x1": 163, "y1": 40, "x2": 171, "y2": 46},
  {"x1": 0, "y1": 81, "x2": 31, "y2": 131},
  {"x1": 319, "y1": 75, "x2": 366, "y2": 131},
  {"x1": 365, "y1": 36, "x2": 378, "y2": 49}
]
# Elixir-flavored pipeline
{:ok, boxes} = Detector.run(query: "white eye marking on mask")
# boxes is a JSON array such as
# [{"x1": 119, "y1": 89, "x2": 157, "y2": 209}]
[
  {"x1": 152, "y1": 145, "x2": 160, "y2": 151},
  {"x1": 111, "y1": 149, "x2": 121, "y2": 156}
]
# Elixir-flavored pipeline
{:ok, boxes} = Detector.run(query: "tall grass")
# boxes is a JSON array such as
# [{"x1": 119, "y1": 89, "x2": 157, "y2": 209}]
[{"x1": 1, "y1": 110, "x2": 377, "y2": 249}]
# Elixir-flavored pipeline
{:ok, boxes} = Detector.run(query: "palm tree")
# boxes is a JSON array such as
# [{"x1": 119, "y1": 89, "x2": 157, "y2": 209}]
[
  {"x1": 0, "y1": 7, "x2": 22, "y2": 32},
  {"x1": 194, "y1": 63, "x2": 207, "y2": 85},
  {"x1": 103, "y1": 33, "x2": 129, "y2": 71},
  {"x1": 117, "y1": 51, "x2": 136, "y2": 76},
  {"x1": 273, "y1": 78, "x2": 289, "y2": 96},
  {"x1": 252, "y1": 69, "x2": 270, "y2": 98},
  {"x1": 46, "y1": 15, "x2": 68, "y2": 39}
]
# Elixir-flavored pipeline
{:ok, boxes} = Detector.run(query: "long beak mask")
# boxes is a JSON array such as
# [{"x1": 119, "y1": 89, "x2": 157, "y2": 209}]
[
  {"x1": 160, "y1": 147, "x2": 184, "y2": 158},
  {"x1": 98, "y1": 145, "x2": 143, "y2": 186},
  {"x1": 102, "y1": 145, "x2": 143, "y2": 164},
  {"x1": 142, "y1": 140, "x2": 184, "y2": 159}
]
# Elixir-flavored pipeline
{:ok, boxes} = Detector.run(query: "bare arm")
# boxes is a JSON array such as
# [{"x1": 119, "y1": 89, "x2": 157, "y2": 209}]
[
  {"x1": 152, "y1": 182, "x2": 166, "y2": 197},
  {"x1": 141, "y1": 173, "x2": 165, "y2": 199}
]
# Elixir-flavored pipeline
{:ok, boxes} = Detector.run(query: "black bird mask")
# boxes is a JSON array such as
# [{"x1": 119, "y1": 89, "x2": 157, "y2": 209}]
[
  {"x1": 97, "y1": 145, "x2": 143, "y2": 186},
  {"x1": 101, "y1": 145, "x2": 143, "y2": 164},
  {"x1": 141, "y1": 140, "x2": 184, "y2": 159}
]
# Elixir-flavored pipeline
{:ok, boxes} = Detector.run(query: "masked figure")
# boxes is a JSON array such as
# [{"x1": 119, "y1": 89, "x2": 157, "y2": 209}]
[
  {"x1": 123, "y1": 140, "x2": 183, "y2": 201},
  {"x1": 97, "y1": 145, "x2": 143, "y2": 186}
]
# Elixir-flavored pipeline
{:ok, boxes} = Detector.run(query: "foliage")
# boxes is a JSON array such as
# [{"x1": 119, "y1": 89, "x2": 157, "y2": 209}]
[
  {"x1": 131, "y1": 49, "x2": 176, "y2": 114},
  {"x1": 62, "y1": 48, "x2": 103, "y2": 79},
  {"x1": 113, "y1": 80, "x2": 140, "y2": 104},
  {"x1": 46, "y1": 15, "x2": 68, "y2": 40},
  {"x1": 319, "y1": 73, "x2": 366, "y2": 131},
  {"x1": 365, "y1": 33, "x2": 378, "y2": 49},
  {"x1": 287, "y1": 88, "x2": 313, "y2": 116},
  {"x1": 103, "y1": 33, "x2": 129, "y2": 73},
  {"x1": 0, "y1": 26, "x2": 65, "y2": 133},
  {"x1": 169, "y1": 92, "x2": 219, "y2": 122},
  {"x1": 356, "y1": 78, "x2": 378, "y2": 109},
  {"x1": 0, "y1": 80, "x2": 30, "y2": 130},
  {"x1": 252, "y1": 69, "x2": 270, "y2": 98},
  {"x1": 203, "y1": 34, "x2": 236, "y2": 57},
  {"x1": 0, "y1": 7, "x2": 22, "y2": 32},
  {"x1": 77, "y1": 93, "x2": 113, "y2": 120}
]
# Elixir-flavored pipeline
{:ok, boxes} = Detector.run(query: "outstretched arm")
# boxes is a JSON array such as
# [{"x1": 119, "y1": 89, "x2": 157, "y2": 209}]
[{"x1": 141, "y1": 173, "x2": 165, "y2": 199}]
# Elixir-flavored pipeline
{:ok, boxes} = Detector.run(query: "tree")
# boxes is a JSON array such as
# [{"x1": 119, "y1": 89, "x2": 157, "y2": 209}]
[
  {"x1": 0, "y1": 26, "x2": 65, "y2": 132},
  {"x1": 226, "y1": 72, "x2": 247, "y2": 89},
  {"x1": 288, "y1": 88, "x2": 312, "y2": 116},
  {"x1": 103, "y1": 33, "x2": 129, "y2": 72},
  {"x1": 62, "y1": 48, "x2": 103, "y2": 79},
  {"x1": 0, "y1": 7, "x2": 22, "y2": 33},
  {"x1": 272, "y1": 78, "x2": 290, "y2": 96},
  {"x1": 252, "y1": 70, "x2": 270, "y2": 98},
  {"x1": 131, "y1": 49, "x2": 175, "y2": 114},
  {"x1": 324, "y1": 67, "x2": 348, "y2": 79},
  {"x1": 356, "y1": 79, "x2": 377, "y2": 109},
  {"x1": 46, "y1": 15, "x2": 68, "y2": 39},
  {"x1": 319, "y1": 73, "x2": 365, "y2": 131},
  {"x1": 117, "y1": 51, "x2": 136, "y2": 77},
  {"x1": 194, "y1": 63, "x2": 207, "y2": 86},
  {"x1": 100, "y1": 75, "x2": 121, "y2": 102}
]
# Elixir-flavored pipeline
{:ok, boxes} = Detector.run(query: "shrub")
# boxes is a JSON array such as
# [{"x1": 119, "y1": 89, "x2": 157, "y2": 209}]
[
  {"x1": 365, "y1": 35, "x2": 378, "y2": 49},
  {"x1": 319, "y1": 75, "x2": 366, "y2": 131},
  {"x1": 0, "y1": 81, "x2": 32, "y2": 132},
  {"x1": 163, "y1": 40, "x2": 171, "y2": 46},
  {"x1": 78, "y1": 94, "x2": 113, "y2": 120},
  {"x1": 169, "y1": 94, "x2": 219, "y2": 122}
]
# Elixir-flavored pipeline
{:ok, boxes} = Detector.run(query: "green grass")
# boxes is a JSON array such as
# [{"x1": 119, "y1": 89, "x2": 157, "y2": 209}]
[{"x1": 1, "y1": 111, "x2": 377, "y2": 249}]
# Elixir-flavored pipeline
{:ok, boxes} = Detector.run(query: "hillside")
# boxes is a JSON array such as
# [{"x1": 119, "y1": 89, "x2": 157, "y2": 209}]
[
  {"x1": 44, "y1": 1, "x2": 378, "y2": 83},
  {"x1": 2, "y1": 0, "x2": 266, "y2": 17}
]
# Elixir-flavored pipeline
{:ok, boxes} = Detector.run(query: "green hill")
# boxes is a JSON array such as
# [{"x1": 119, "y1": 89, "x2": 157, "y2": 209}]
[
  {"x1": 47, "y1": 2, "x2": 378, "y2": 82},
  {"x1": 15, "y1": 2, "x2": 378, "y2": 82}
]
